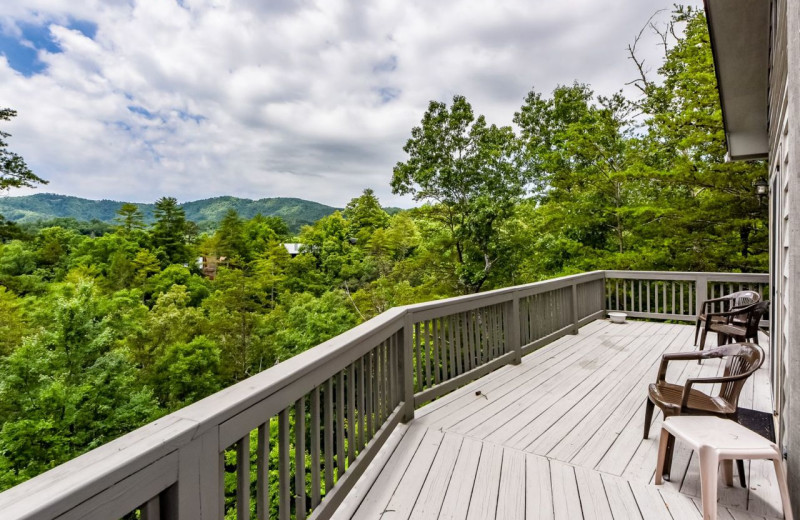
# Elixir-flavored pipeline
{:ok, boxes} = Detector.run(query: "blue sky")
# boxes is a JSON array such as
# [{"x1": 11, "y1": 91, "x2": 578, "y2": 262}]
[
  {"x1": 0, "y1": 0, "x2": 700, "y2": 207},
  {"x1": 0, "y1": 18, "x2": 95, "y2": 76}
]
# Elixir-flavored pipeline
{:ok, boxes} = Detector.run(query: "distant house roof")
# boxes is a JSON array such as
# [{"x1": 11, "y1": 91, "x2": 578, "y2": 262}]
[
  {"x1": 284, "y1": 243, "x2": 301, "y2": 256},
  {"x1": 704, "y1": 0, "x2": 771, "y2": 160}
]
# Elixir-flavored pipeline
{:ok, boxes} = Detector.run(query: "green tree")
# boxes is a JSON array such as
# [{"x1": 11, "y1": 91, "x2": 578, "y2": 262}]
[
  {"x1": 0, "y1": 108, "x2": 47, "y2": 190},
  {"x1": 0, "y1": 287, "x2": 26, "y2": 356},
  {"x1": 344, "y1": 189, "x2": 390, "y2": 245},
  {"x1": 114, "y1": 203, "x2": 145, "y2": 235},
  {"x1": 252, "y1": 241, "x2": 292, "y2": 306},
  {"x1": 153, "y1": 336, "x2": 221, "y2": 409},
  {"x1": 151, "y1": 197, "x2": 192, "y2": 266},
  {"x1": 204, "y1": 267, "x2": 268, "y2": 382},
  {"x1": 514, "y1": 84, "x2": 647, "y2": 264},
  {"x1": 126, "y1": 284, "x2": 208, "y2": 378},
  {"x1": 265, "y1": 290, "x2": 359, "y2": 360},
  {"x1": 0, "y1": 216, "x2": 24, "y2": 243},
  {"x1": 0, "y1": 283, "x2": 160, "y2": 490},
  {"x1": 392, "y1": 95, "x2": 525, "y2": 292},
  {"x1": 631, "y1": 7, "x2": 768, "y2": 271},
  {"x1": 216, "y1": 209, "x2": 248, "y2": 263}
]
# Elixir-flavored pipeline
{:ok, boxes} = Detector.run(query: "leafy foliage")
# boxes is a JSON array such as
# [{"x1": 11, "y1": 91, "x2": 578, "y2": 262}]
[
  {"x1": 0, "y1": 109, "x2": 47, "y2": 191},
  {"x1": 392, "y1": 95, "x2": 525, "y2": 292}
]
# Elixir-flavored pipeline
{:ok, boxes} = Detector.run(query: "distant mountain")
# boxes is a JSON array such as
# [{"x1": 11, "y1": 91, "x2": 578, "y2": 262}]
[{"x1": 0, "y1": 193, "x2": 340, "y2": 233}]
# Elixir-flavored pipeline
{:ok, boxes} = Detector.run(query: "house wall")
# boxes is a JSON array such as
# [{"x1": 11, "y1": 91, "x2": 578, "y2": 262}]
[{"x1": 770, "y1": 0, "x2": 800, "y2": 511}]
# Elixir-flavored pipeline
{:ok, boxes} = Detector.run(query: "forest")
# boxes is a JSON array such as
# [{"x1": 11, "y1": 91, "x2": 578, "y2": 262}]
[{"x1": 0, "y1": 7, "x2": 768, "y2": 505}]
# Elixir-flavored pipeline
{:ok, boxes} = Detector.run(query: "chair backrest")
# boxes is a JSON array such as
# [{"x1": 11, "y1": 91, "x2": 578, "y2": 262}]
[
  {"x1": 719, "y1": 343, "x2": 765, "y2": 406},
  {"x1": 727, "y1": 290, "x2": 761, "y2": 309},
  {"x1": 731, "y1": 300, "x2": 770, "y2": 337}
]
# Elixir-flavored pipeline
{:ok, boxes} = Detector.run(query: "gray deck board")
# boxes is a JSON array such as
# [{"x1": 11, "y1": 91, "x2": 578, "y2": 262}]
[{"x1": 339, "y1": 321, "x2": 783, "y2": 520}]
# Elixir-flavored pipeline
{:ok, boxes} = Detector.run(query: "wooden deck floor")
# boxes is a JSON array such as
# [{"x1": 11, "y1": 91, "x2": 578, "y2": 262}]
[{"x1": 334, "y1": 320, "x2": 786, "y2": 520}]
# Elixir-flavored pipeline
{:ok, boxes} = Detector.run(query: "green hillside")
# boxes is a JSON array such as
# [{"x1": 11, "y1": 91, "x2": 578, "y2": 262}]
[{"x1": 0, "y1": 193, "x2": 338, "y2": 233}]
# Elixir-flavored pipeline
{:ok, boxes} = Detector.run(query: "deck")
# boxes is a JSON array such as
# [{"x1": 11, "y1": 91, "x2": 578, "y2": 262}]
[{"x1": 335, "y1": 319, "x2": 783, "y2": 520}]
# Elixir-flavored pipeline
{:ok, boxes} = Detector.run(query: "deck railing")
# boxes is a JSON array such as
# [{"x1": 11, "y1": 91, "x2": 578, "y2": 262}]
[
  {"x1": 604, "y1": 271, "x2": 769, "y2": 323},
  {"x1": 0, "y1": 270, "x2": 767, "y2": 520}
]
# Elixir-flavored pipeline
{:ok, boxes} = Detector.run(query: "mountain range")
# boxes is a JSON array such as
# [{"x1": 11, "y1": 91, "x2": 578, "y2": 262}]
[{"x1": 0, "y1": 193, "x2": 340, "y2": 233}]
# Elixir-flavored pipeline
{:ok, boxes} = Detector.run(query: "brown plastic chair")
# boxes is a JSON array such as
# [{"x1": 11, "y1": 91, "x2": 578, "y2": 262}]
[
  {"x1": 711, "y1": 301, "x2": 769, "y2": 347},
  {"x1": 697, "y1": 301, "x2": 768, "y2": 354},
  {"x1": 643, "y1": 343, "x2": 765, "y2": 484},
  {"x1": 694, "y1": 290, "x2": 760, "y2": 347}
]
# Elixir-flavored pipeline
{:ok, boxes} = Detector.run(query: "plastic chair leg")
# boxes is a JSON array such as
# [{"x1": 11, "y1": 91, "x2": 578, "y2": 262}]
[
  {"x1": 699, "y1": 445, "x2": 719, "y2": 520},
  {"x1": 663, "y1": 432, "x2": 675, "y2": 481},
  {"x1": 655, "y1": 427, "x2": 670, "y2": 485},
  {"x1": 772, "y1": 456, "x2": 794, "y2": 520},
  {"x1": 736, "y1": 459, "x2": 746, "y2": 487},
  {"x1": 722, "y1": 459, "x2": 733, "y2": 486},
  {"x1": 643, "y1": 398, "x2": 654, "y2": 439}
]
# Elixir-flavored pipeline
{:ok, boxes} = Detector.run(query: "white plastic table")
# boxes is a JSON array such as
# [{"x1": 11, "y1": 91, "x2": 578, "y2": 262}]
[{"x1": 655, "y1": 415, "x2": 793, "y2": 520}]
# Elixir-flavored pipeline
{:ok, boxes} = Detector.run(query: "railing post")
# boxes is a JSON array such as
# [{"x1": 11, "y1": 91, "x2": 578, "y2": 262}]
[
  {"x1": 175, "y1": 429, "x2": 223, "y2": 520},
  {"x1": 571, "y1": 283, "x2": 580, "y2": 335},
  {"x1": 401, "y1": 313, "x2": 415, "y2": 422},
  {"x1": 695, "y1": 274, "x2": 708, "y2": 321},
  {"x1": 509, "y1": 295, "x2": 522, "y2": 365}
]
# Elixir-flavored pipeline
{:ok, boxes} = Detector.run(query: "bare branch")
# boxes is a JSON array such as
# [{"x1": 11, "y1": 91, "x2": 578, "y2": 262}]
[{"x1": 626, "y1": 9, "x2": 669, "y2": 94}]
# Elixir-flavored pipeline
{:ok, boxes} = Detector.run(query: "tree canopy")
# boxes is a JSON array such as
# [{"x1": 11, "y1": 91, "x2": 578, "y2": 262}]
[{"x1": 0, "y1": 109, "x2": 46, "y2": 191}]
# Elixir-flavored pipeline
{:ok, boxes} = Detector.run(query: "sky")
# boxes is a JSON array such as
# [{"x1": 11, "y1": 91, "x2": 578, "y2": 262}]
[{"x1": 0, "y1": 0, "x2": 701, "y2": 208}]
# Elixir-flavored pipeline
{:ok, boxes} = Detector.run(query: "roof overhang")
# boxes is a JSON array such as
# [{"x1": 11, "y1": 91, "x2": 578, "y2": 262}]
[{"x1": 704, "y1": 0, "x2": 771, "y2": 160}]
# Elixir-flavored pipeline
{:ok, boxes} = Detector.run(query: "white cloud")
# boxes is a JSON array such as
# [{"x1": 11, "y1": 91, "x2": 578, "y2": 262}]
[{"x1": 0, "y1": 0, "x2": 700, "y2": 208}]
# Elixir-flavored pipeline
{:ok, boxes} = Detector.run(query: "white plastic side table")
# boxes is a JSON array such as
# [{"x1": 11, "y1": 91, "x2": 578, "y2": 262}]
[{"x1": 655, "y1": 415, "x2": 793, "y2": 520}]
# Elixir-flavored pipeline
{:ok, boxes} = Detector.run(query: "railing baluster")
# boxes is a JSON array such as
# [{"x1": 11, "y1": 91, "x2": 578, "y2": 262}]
[
  {"x1": 295, "y1": 397, "x2": 306, "y2": 520},
  {"x1": 491, "y1": 306, "x2": 499, "y2": 358},
  {"x1": 476, "y1": 309, "x2": 484, "y2": 365},
  {"x1": 528, "y1": 296, "x2": 535, "y2": 342},
  {"x1": 383, "y1": 340, "x2": 391, "y2": 418},
  {"x1": 279, "y1": 407, "x2": 290, "y2": 520},
  {"x1": 310, "y1": 388, "x2": 321, "y2": 510},
  {"x1": 366, "y1": 352, "x2": 374, "y2": 439},
  {"x1": 396, "y1": 330, "x2": 405, "y2": 399},
  {"x1": 414, "y1": 322, "x2": 421, "y2": 392},
  {"x1": 453, "y1": 315, "x2": 462, "y2": 374},
  {"x1": 377, "y1": 343, "x2": 384, "y2": 421},
  {"x1": 432, "y1": 319, "x2": 441, "y2": 384},
  {"x1": 237, "y1": 434, "x2": 250, "y2": 520},
  {"x1": 672, "y1": 283, "x2": 676, "y2": 314},
  {"x1": 336, "y1": 371, "x2": 346, "y2": 480},
  {"x1": 388, "y1": 335, "x2": 396, "y2": 409},
  {"x1": 460, "y1": 311, "x2": 470, "y2": 371},
  {"x1": 622, "y1": 280, "x2": 627, "y2": 311},
  {"x1": 439, "y1": 318, "x2": 449, "y2": 381},
  {"x1": 347, "y1": 364, "x2": 356, "y2": 466},
  {"x1": 141, "y1": 496, "x2": 160, "y2": 520},
  {"x1": 637, "y1": 280, "x2": 642, "y2": 312},
  {"x1": 358, "y1": 357, "x2": 366, "y2": 451},
  {"x1": 467, "y1": 311, "x2": 478, "y2": 368},
  {"x1": 423, "y1": 321, "x2": 432, "y2": 388},
  {"x1": 324, "y1": 379, "x2": 334, "y2": 494},
  {"x1": 257, "y1": 421, "x2": 269, "y2": 520},
  {"x1": 680, "y1": 283, "x2": 684, "y2": 315},
  {"x1": 448, "y1": 315, "x2": 457, "y2": 375}
]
